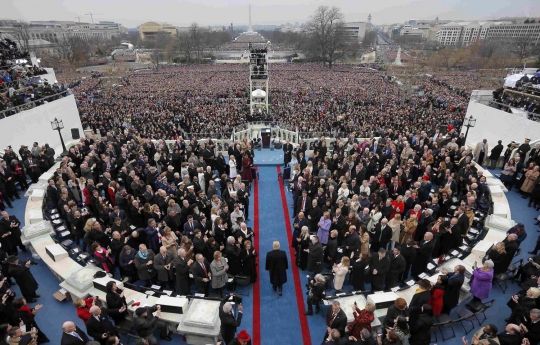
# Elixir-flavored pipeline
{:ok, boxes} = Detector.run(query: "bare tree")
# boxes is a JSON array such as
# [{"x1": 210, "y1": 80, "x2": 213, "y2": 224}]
[
  {"x1": 176, "y1": 31, "x2": 194, "y2": 62},
  {"x1": 478, "y1": 40, "x2": 500, "y2": 58},
  {"x1": 304, "y1": 6, "x2": 346, "y2": 68},
  {"x1": 12, "y1": 22, "x2": 31, "y2": 54},
  {"x1": 511, "y1": 35, "x2": 537, "y2": 63},
  {"x1": 189, "y1": 23, "x2": 206, "y2": 63},
  {"x1": 147, "y1": 31, "x2": 172, "y2": 69},
  {"x1": 55, "y1": 35, "x2": 91, "y2": 66}
]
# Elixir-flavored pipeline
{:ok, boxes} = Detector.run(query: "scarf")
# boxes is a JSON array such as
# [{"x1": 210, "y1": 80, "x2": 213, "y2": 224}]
[
  {"x1": 138, "y1": 251, "x2": 148, "y2": 259},
  {"x1": 16, "y1": 305, "x2": 32, "y2": 316}
]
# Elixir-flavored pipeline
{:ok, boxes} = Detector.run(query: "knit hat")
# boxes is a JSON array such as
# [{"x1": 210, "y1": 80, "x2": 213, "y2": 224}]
[{"x1": 237, "y1": 330, "x2": 251, "y2": 342}]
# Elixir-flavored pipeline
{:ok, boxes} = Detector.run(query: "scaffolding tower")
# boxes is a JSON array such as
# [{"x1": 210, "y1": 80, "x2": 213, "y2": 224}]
[{"x1": 249, "y1": 43, "x2": 269, "y2": 115}]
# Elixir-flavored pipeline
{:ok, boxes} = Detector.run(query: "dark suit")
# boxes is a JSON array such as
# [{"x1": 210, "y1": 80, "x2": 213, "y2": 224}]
[
  {"x1": 265, "y1": 249, "x2": 288, "y2": 292},
  {"x1": 371, "y1": 224, "x2": 392, "y2": 251},
  {"x1": 411, "y1": 240, "x2": 436, "y2": 278},
  {"x1": 283, "y1": 143, "x2": 293, "y2": 164},
  {"x1": 219, "y1": 294, "x2": 243, "y2": 344},
  {"x1": 386, "y1": 253, "x2": 406, "y2": 289},
  {"x1": 295, "y1": 195, "x2": 312, "y2": 216},
  {"x1": 442, "y1": 272, "x2": 464, "y2": 313},
  {"x1": 183, "y1": 220, "x2": 200, "y2": 237},
  {"x1": 523, "y1": 319, "x2": 540, "y2": 345},
  {"x1": 324, "y1": 308, "x2": 347, "y2": 341},
  {"x1": 175, "y1": 256, "x2": 191, "y2": 295},
  {"x1": 307, "y1": 241, "x2": 324, "y2": 274},
  {"x1": 496, "y1": 332, "x2": 521, "y2": 345},
  {"x1": 456, "y1": 213, "x2": 470, "y2": 235},
  {"x1": 369, "y1": 254, "x2": 390, "y2": 291},
  {"x1": 400, "y1": 244, "x2": 416, "y2": 282},
  {"x1": 0, "y1": 215, "x2": 23, "y2": 255},
  {"x1": 60, "y1": 327, "x2": 90, "y2": 345},
  {"x1": 191, "y1": 259, "x2": 211, "y2": 296},
  {"x1": 47, "y1": 184, "x2": 60, "y2": 205},
  {"x1": 86, "y1": 314, "x2": 115, "y2": 345}
]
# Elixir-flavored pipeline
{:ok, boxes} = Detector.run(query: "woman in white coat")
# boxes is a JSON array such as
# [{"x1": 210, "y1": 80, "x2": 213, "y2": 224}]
[
  {"x1": 229, "y1": 155, "x2": 237, "y2": 179},
  {"x1": 368, "y1": 205, "x2": 382, "y2": 233},
  {"x1": 332, "y1": 256, "x2": 350, "y2": 292}
]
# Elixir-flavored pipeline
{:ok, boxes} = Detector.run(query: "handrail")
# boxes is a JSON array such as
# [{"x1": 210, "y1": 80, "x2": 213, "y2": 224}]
[
  {"x1": 487, "y1": 100, "x2": 540, "y2": 120},
  {"x1": 0, "y1": 90, "x2": 69, "y2": 119}
]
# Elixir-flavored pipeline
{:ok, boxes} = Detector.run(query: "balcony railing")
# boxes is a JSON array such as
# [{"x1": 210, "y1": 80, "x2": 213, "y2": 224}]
[{"x1": 0, "y1": 90, "x2": 69, "y2": 119}]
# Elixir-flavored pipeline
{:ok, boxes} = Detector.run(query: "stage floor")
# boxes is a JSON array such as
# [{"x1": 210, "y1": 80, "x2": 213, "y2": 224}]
[{"x1": 253, "y1": 148, "x2": 284, "y2": 166}]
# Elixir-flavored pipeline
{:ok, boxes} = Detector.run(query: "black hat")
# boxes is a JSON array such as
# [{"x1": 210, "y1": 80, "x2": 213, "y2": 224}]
[
  {"x1": 135, "y1": 307, "x2": 146, "y2": 316},
  {"x1": 360, "y1": 192, "x2": 368, "y2": 197}
]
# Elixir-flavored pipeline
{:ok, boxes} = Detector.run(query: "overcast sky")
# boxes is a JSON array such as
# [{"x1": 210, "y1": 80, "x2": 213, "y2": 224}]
[{"x1": 3, "y1": 0, "x2": 540, "y2": 28}]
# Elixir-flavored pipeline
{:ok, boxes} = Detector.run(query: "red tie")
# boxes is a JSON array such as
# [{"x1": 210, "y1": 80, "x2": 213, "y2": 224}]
[
  {"x1": 201, "y1": 263, "x2": 207, "y2": 277},
  {"x1": 330, "y1": 313, "x2": 336, "y2": 325}
]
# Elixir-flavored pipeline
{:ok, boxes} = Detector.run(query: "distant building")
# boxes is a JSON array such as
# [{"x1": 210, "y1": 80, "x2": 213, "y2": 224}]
[
  {"x1": 0, "y1": 20, "x2": 125, "y2": 48},
  {"x1": 138, "y1": 22, "x2": 177, "y2": 40},
  {"x1": 436, "y1": 20, "x2": 540, "y2": 46},
  {"x1": 343, "y1": 14, "x2": 374, "y2": 42}
]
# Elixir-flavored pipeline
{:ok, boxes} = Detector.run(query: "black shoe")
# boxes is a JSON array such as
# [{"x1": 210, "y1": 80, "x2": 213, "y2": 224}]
[
  {"x1": 279, "y1": 292, "x2": 282, "y2": 296},
  {"x1": 40, "y1": 339, "x2": 50, "y2": 343},
  {"x1": 160, "y1": 335, "x2": 172, "y2": 341},
  {"x1": 304, "y1": 311, "x2": 313, "y2": 315},
  {"x1": 529, "y1": 251, "x2": 537, "y2": 254},
  {"x1": 315, "y1": 308, "x2": 320, "y2": 314},
  {"x1": 505, "y1": 318, "x2": 510, "y2": 322},
  {"x1": 273, "y1": 286, "x2": 277, "y2": 291},
  {"x1": 34, "y1": 294, "x2": 41, "y2": 298},
  {"x1": 27, "y1": 298, "x2": 37, "y2": 303},
  {"x1": 21, "y1": 247, "x2": 28, "y2": 253}
]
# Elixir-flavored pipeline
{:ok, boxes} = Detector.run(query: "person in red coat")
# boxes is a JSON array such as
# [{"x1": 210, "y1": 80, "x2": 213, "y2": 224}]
[
  {"x1": 347, "y1": 302, "x2": 376, "y2": 338},
  {"x1": 241, "y1": 154, "x2": 253, "y2": 183},
  {"x1": 74, "y1": 296, "x2": 97, "y2": 324},
  {"x1": 428, "y1": 275, "x2": 448, "y2": 315}
]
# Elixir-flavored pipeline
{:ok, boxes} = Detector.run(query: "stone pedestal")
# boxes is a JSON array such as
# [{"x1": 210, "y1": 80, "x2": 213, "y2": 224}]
[
  {"x1": 62, "y1": 265, "x2": 103, "y2": 299},
  {"x1": 177, "y1": 299, "x2": 221, "y2": 345},
  {"x1": 485, "y1": 214, "x2": 515, "y2": 231},
  {"x1": 22, "y1": 221, "x2": 54, "y2": 243}
]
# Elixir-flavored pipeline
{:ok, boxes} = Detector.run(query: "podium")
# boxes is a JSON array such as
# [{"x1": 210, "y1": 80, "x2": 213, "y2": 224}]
[{"x1": 261, "y1": 128, "x2": 271, "y2": 148}]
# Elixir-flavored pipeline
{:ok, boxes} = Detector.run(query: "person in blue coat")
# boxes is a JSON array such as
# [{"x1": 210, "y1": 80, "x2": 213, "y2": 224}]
[{"x1": 145, "y1": 218, "x2": 160, "y2": 253}]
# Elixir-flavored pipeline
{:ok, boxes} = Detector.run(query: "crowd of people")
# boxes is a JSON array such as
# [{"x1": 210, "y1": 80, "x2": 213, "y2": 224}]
[
  {"x1": 0, "y1": 43, "x2": 69, "y2": 116},
  {"x1": 71, "y1": 63, "x2": 499, "y2": 141},
  {"x1": 0, "y1": 58, "x2": 538, "y2": 344},
  {"x1": 263, "y1": 129, "x2": 540, "y2": 345},
  {"x1": 0, "y1": 127, "x2": 260, "y2": 344},
  {"x1": 492, "y1": 89, "x2": 540, "y2": 121}
]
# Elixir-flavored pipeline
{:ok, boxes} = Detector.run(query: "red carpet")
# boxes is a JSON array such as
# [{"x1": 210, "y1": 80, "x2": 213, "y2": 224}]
[
  {"x1": 252, "y1": 169, "x2": 261, "y2": 345},
  {"x1": 276, "y1": 166, "x2": 312, "y2": 345}
]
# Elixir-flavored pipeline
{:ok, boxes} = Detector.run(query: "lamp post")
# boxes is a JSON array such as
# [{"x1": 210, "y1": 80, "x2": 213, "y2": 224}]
[
  {"x1": 463, "y1": 114, "x2": 476, "y2": 145},
  {"x1": 51, "y1": 118, "x2": 67, "y2": 155}
]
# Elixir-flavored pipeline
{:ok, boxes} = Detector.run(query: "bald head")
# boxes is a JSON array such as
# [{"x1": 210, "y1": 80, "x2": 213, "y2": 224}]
[{"x1": 62, "y1": 321, "x2": 76, "y2": 333}]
